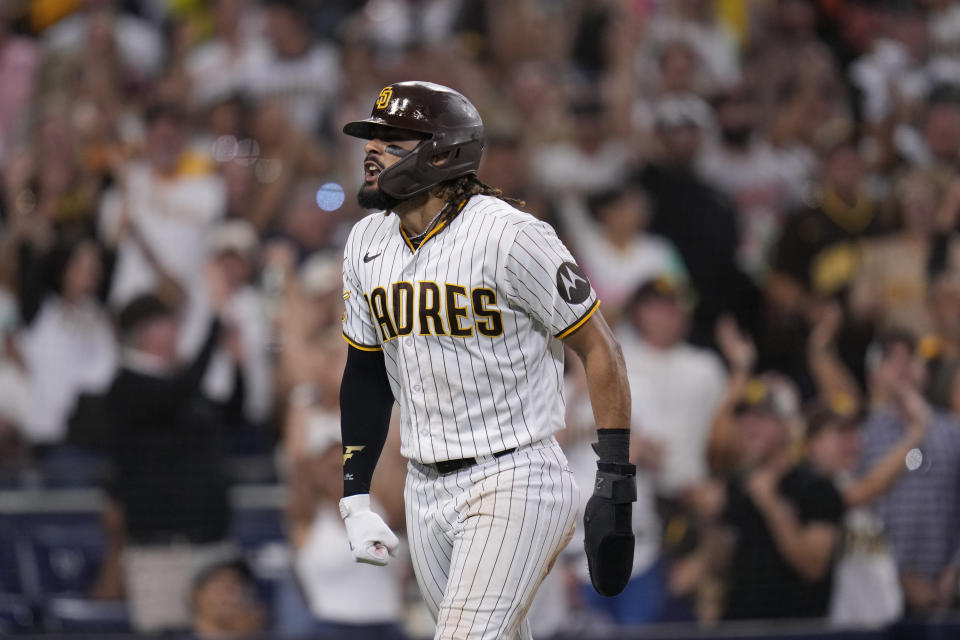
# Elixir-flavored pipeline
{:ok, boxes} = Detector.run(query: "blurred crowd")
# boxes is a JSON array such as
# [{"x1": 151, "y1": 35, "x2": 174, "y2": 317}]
[{"x1": 2, "y1": 0, "x2": 960, "y2": 637}]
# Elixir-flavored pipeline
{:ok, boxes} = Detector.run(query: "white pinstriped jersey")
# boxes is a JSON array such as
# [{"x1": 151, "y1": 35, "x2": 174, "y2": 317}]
[{"x1": 341, "y1": 195, "x2": 599, "y2": 464}]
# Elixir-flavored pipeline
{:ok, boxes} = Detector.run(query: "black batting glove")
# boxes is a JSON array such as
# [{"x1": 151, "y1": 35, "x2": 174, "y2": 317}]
[{"x1": 583, "y1": 429, "x2": 636, "y2": 597}]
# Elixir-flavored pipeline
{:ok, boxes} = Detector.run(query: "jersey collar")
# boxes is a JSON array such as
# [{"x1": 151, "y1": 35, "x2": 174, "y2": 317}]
[{"x1": 398, "y1": 197, "x2": 470, "y2": 253}]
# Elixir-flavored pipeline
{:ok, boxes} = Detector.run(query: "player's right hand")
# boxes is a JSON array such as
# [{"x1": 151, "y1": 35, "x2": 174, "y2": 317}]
[{"x1": 339, "y1": 494, "x2": 400, "y2": 566}]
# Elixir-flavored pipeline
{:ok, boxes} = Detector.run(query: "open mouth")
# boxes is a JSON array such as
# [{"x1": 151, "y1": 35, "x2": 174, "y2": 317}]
[{"x1": 364, "y1": 160, "x2": 383, "y2": 184}]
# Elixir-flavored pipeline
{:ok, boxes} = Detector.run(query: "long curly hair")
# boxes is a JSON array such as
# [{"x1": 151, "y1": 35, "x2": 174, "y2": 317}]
[{"x1": 437, "y1": 174, "x2": 525, "y2": 223}]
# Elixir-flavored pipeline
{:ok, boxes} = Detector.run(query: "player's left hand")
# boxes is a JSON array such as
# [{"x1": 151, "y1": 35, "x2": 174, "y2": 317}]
[
  {"x1": 583, "y1": 461, "x2": 636, "y2": 597},
  {"x1": 339, "y1": 494, "x2": 400, "y2": 566}
]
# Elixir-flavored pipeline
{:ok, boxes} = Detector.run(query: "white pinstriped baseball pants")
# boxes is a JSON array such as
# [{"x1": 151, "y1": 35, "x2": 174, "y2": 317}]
[{"x1": 404, "y1": 438, "x2": 579, "y2": 640}]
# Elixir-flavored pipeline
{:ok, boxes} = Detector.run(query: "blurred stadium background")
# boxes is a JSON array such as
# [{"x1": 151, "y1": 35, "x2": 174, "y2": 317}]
[{"x1": 1, "y1": 0, "x2": 960, "y2": 638}]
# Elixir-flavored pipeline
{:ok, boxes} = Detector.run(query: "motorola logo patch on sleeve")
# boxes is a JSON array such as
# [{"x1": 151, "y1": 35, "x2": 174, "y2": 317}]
[{"x1": 556, "y1": 262, "x2": 591, "y2": 304}]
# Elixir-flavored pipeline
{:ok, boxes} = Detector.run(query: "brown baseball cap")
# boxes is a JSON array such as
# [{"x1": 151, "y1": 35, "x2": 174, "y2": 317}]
[
  {"x1": 734, "y1": 374, "x2": 799, "y2": 420},
  {"x1": 804, "y1": 393, "x2": 863, "y2": 439}
]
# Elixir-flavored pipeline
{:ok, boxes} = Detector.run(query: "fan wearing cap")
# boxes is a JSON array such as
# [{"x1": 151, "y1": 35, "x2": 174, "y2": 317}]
[
  {"x1": 715, "y1": 374, "x2": 845, "y2": 621},
  {"x1": 804, "y1": 396, "x2": 868, "y2": 495},
  {"x1": 198, "y1": 220, "x2": 272, "y2": 426},
  {"x1": 617, "y1": 275, "x2": 726, "y2": 497}
]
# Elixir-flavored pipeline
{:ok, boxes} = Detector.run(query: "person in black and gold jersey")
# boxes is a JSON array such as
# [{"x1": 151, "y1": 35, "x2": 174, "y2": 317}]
[{"x1": 763, "y1": 140, "x2": 890, "y2": 389}]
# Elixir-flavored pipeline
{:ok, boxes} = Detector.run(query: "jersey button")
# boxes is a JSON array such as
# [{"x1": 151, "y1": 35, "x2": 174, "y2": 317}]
[
  {"x1": 412, "y1": 384, "x2": 422, "y2": 393},
  {"x1": 405, "y1": 340, "x2": 415, "y2": 351}
]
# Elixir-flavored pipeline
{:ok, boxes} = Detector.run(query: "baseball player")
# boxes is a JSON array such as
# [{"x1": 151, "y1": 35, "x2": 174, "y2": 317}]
[{"x1": 337, "y1": 81, "x2": 636, "y2": 640}]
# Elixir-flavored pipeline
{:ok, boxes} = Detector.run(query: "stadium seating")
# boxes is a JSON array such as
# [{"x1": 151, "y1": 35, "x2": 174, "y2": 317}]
[
  {"x1": 0, "y1": 511, "x2": 125, "y2": 632},
  {"x1": 0, "y1": 487, "x2": 288, "y2": 633},
  {"x1": 230, "y1": 507, "x2": 287, "y2": 550},
  {"x1": 42, "y1": 597, "x2": 129, "y2": 633},
  {"x1": 0, "y1": 524, "x2": 23, "y2": 595},
  {"x1": 0, "y1": 594, "x2": 34, "y2": 633},
  {"x1": 22, "y1": 518, "x2": 104, "y2": 597}
]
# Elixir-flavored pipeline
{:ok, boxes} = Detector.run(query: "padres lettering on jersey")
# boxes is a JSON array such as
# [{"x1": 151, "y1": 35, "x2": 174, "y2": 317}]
[
  {"x1": 364, "y1": 282, "x2": 503, "y2": 340},
  {"x1": 341, "y1": 195, "x2": 599, "y2": 464}
]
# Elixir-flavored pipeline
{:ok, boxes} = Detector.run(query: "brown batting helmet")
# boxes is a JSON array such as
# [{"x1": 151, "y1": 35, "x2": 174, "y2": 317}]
[{"x1": 343, "y1": 81, "x2": 485, "y2": 199}]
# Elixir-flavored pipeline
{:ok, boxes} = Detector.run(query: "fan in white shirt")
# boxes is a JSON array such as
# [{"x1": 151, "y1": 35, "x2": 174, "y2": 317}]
[
  {"x1": 698, "y1": 85, "x2": 806, "y2": 280},
  {"x1": 197, "y1": 221, "x2": 273, "y2": 425},
  {"x1": 43, "y1": 2, "x2": 165, "y2": 80},
  {"x1": 18, "y1": 239, "x2": 116, "y2": 444},
  {"x1": 99, "y1": 103, "x2": 226, "y2": 358},
  {"x1": 555, "y1": 186, "x2": 686, "y2": 322},
  {"x1": 532, "y1": 100, "x2": 632, "y2": 194},
  {"x1": 185, "y1": 0, "x2": 270, "y2": 108},
  {"x1": 616, "y1": 275, "x2": 727, "y2": 497},
  {"x1": 245, "y1": 1, "x2": 341, "y2": 135}
]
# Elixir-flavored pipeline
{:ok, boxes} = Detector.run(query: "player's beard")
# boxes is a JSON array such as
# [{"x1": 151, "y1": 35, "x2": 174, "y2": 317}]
[{"x1": 358, "y1": 182, "x2": 402, "y2": 212}]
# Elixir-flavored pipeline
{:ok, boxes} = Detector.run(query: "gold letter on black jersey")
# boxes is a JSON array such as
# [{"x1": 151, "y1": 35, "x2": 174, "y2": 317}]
[
  {"x1": 392, "y1": 282, "x2": 414, "y2": 336},
  {"x1": 472, "y1": 288, "x2": 504, "y2": 337},
  {"x1": 369, "y1": 287, "x2": 397, "y2": 340},
  {"x1": 418, "y1": 281, "x2": 446, "y2": 335},
  {"x1": 446, "y1": 284, "x2": 472, "y2": 337}
]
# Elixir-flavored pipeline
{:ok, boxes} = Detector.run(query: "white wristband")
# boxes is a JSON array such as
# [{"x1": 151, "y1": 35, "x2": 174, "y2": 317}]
[{"x1": 339, "y1": 493, "x2": 371, "y2": 519}]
